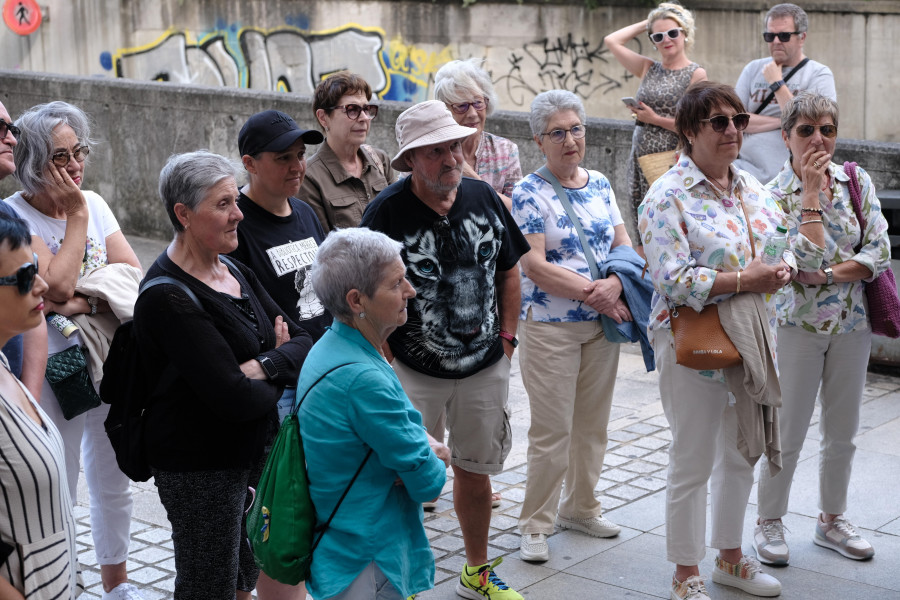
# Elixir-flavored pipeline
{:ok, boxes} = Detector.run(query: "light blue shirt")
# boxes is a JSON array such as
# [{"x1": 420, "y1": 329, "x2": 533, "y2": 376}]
[{"x1": 298, "y1": 321, "x2": 446, "y2": 599}]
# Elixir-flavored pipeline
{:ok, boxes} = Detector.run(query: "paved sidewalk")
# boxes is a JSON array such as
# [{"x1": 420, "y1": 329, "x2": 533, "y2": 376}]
[{"x1": 74, "y1": 236, "x2": 900, "y2": 599}]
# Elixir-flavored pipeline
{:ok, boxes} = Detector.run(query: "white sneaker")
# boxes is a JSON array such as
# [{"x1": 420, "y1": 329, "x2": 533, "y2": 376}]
[
  {"x1": 101, "y1": 583, "x2": 144, "y2": 600},
  {"x1": 557, "y1": 514, "x2": 621, "y2": 538},
  {"x1": 671, "y1": 575, "x2": 710, "y2": 600},
  {"x1": 519, "y1": 533, "x2": 549, "y2": 562},
  {"x1": 753, "y1": 518, "x2": 790, "y2": 565},
  {"x1": 814, "y1": 514, "x2": 875, "y2": 560},
  {"x1": 711, "y1": 555, "x2": 781, "y2": 597}
]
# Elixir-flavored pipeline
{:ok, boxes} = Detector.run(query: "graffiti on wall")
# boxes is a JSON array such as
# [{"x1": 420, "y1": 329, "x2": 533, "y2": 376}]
[
  {"x1": 110, "y1": 23, "x2": 454, "y2": 103},
  {"x1": 495, "y1": 34, "x2": 635, "y2": 106}
]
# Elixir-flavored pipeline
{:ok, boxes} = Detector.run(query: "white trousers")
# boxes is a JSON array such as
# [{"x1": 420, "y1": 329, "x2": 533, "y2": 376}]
[
  {"x1": 518, "y1": 317, "x2": 619, "y2": 535},
  {"x1": 757, "y1": 325, "x2": 870, "y2": 518},
  {"x1": 41, "y1": 378, "x2": 134, "y2": 565},
  {"x1": 656, "y1": 331, "x2": 754, "y2": 565}
]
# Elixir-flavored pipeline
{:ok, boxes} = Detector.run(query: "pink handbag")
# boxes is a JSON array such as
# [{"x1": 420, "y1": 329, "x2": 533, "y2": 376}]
[{"x1": 843, "y1": 161, "x2": 900, "y2": 338}]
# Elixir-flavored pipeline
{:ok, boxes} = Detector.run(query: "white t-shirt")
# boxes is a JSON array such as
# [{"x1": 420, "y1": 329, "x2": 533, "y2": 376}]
[
  {"x1": 734, "y1": 57, "x2": 836, "y2": 183},
  {"x1": 4, "y1": 190, "x2": 121, "y2": 354}
]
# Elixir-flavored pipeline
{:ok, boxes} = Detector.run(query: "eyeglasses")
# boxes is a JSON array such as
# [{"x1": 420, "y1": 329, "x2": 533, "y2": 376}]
[
  {"x1": 0, "y1": 119, "x2": 20, "y2": 141},
  {"x1": 795, "y1": 124, "x2": 837, "y2": 138},
  {"x1": 540, "y1": 124, "x2": 586, "y2": 144},
  {"x1": 328, "y1": 103, "x2": 379, "y2": 120},
  {"x1": 0, "y1": 253, "x2": 39, "y2": 295},
  {"x1": 51, "y1": 146, "x2": 90, "y2": 168},
  {"x1": 701, "y1": 113, "x2": 750, "y2": 133},
  {"x1": 763, "y1": 31, "x2": 801, "y2": 43},
  {"x1": 448, "y1": 99, "x2": 487, "y2": 115},
  {"x1": 649, "y1": 27, "x2": 683, "y2": 44}
]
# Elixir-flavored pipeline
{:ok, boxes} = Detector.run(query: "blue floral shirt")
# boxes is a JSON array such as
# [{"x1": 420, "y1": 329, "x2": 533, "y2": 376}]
[
  {"x1": 769, "y1": 160, "x2": 891, "y2": 335},
  {"x1": 512, "y1": 169, "x2": 623, "y2": 322}
]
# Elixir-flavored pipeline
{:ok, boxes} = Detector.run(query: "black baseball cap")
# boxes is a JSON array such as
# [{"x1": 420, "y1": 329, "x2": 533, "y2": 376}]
[{"x1": 238, "y1": 110, "x2": 324, "y2": 157}]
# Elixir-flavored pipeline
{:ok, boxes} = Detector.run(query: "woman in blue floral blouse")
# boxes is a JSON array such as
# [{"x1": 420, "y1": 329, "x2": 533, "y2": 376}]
[
  {"x1": 754, "y1": 92, "x2": 889, "y2": 567},
  {"x1": 512, "y1": 90, "x2": 631, "y2": 564},
  {"x1": 637, "y1": 82, "x2": 822, "y2": 600}
]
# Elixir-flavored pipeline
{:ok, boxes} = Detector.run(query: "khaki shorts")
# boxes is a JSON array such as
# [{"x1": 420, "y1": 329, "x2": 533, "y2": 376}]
[{"x1": 392, "y1": 356, "x2": 512, "y2": 475}]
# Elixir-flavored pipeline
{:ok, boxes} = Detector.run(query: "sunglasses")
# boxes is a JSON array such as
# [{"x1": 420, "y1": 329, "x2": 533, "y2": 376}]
[
  {"x1": 763, "y1": 31, "x2": 801, "y2": 43},
  {"x1": 0, "y1": 118, "x2": 20, "y2": 141},
  {"x1": 328, "y1": 103, "x2": 378, "y2": 120},
  {"x1": 51, "y1": 146, "x2": 90, "y2": 168},
  {"x1": 449, "y1": 99, "x2": 487, "y2": 115},
  {"x1": 795, "y1": 124, "x2": 837, "y2": 138},
  {"x1": 701, "y1": 113, "x2": 751, "y2": 133},
  {"x1": 540, "y1": 124, "x2": 586, "y2": 144},
  {"x1": 649, "y1": 27, "x2": 683, "y2": 44},
  {"x1": 0, "y1": 253, "x2": 39, "y2": 295}
]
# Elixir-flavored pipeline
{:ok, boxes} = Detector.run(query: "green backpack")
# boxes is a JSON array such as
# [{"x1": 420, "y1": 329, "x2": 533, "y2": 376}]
[{"x1": 247, "y1": 364, "x2": 372, "y2": 584}]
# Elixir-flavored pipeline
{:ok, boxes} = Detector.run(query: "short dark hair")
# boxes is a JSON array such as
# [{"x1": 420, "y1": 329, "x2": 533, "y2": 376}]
[
  {"x1": 313, "y1": 71, "x2": 373, "y2": 126},
  {"x1": 0, "y1": 213, "x2": 32, "y2": 251},
  {"x1": 675, "y1": 82, "x2": 746, "y2": 156},
  {"x1": 765, "y1": 3, "x2": 808, "y2": 33}
]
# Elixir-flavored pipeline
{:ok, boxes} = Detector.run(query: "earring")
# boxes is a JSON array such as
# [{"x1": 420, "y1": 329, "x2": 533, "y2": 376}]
[
  {"x1": 687, "y1": 139, "x2": 693, "y2": 146},
  {"x1": 358, "y1": 311, "x2": 366, "y2": 319}
]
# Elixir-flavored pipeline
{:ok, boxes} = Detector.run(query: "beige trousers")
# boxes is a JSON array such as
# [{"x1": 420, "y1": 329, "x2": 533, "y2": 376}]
[{"x1": 517, "y1": 316, "x2": 620, "y2": 535}]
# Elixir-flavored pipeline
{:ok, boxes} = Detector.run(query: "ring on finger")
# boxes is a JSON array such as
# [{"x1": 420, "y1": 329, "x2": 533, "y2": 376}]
[{"x1": 813, "y1": 161, "x2": 820, "y2": 168}]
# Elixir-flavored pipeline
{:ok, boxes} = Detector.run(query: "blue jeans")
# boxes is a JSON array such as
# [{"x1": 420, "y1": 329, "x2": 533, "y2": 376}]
[{"x1": 276, "y1": 386, "x2": 298, "y2": 423}]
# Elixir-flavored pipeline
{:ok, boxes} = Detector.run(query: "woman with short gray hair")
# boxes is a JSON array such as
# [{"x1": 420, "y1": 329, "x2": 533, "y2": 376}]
[
  {"x1": 299, "y1": 227, "x2": 449, "y2": 600},
  {"x1": 434, "y1": 58, "x2": 522, "y2": 209},
  {"x1": 5, "y1": 100, "x2": 145, "y2": 600},
  {"x1": 134, "y1": 150, "x2": 313, "y2": 599}
]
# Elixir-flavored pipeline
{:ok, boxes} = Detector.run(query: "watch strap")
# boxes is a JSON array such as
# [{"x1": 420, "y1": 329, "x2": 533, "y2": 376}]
[{"x1": 256, "y1": 355, "x2": 278, "y2": 379}]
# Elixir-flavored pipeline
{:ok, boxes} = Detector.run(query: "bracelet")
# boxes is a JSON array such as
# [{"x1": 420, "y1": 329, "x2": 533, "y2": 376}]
[
  {"x1": 799, "y1": 219, "x2": 823, "y2": 225},
  {"x1": 736, "y1": 271, "x2": 742, "y2": 294},
  {"x1": 801, "y1": 207, "x2": 824, "y2": 216}
]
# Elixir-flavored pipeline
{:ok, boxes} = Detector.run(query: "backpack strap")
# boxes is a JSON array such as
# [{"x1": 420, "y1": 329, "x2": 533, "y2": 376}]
[{"x1": 139, "y1": 276, "x2": 202, "y2": 309}]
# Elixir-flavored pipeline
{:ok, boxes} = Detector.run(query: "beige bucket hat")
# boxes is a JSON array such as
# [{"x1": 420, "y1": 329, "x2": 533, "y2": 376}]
[{"x1": 391, "y1": 100, "x2": 477, "y2": 172}]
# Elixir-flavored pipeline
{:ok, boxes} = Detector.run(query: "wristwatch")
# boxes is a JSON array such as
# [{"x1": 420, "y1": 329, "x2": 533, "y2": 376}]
[
  {"x1": 769, "y1": 79, "x2": 785, "y2": 92},
  {"x1": 256, "y1": 355, "x2": 278, "y2": 379},
  {"x1": 499, "y1": 331, "x2": 519, "y2": 348},
  {"x1": 824, "y1": 267, "x2": 834, "y2": 285},
  {"x1": 87, "y1": 296, "x2": 99, "y2": 316}
]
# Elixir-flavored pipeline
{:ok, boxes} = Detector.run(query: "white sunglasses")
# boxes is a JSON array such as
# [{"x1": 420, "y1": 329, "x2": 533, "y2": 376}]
[{"x1": 649, "y1": 27, "x2": 683, "y2": 44}]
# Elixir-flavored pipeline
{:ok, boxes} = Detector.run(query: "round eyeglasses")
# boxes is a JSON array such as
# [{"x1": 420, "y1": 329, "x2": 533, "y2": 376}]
[
  {"x1": 449, "y1": 99, "x2": 487, "y2": 115},
  {"x1": 539, "y1": 125, "x2": 586, "y2": 144},
  {"x1": 328, "y1": 104, "x2": 379, "y2": 120},
  {"x1": 0, "y1": 253, "x2": 39, "y2": 295},
  {"x1": 51, "y1": 146, "x2": 90, "y2": 168}
]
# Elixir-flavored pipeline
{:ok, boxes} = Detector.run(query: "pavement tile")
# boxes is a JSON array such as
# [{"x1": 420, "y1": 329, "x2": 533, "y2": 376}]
[
  {"x1": 129, "y1": 566, "x2": 169, "y2": 585},
  {"x1": 129, "y1": 545, "x2": 174, "y2": 565},
  {"x1": 629, "y1": 475, "x2": 668, "y2": 492},
  {"x1": 608, "y1": 430, "x2": 641, "y2": 443},
  {"x1": 500, "y1": 486, "x2": 526, "y2": 503},
  {"x1": 601, "y1": 451, "x2": 631, "y2": 467},
  {"x1": 430, "y1": 535, "x2": 466, "y2": 553},
  {"x1": 492, "y1": 470, "x2": 527, "y2": 485},
  {"x1": 519, "y1": 571, "x2": 661, "y2": 599},
  {"x1": 425, "y1": 516, "x2": 461, "y2": 533},
  {"x1": 490, "y1": 533, "x2": 524, "y2": 551},
  {"x1": 599, "y1": 467, "x2": 640, "y2": 483},
  {"x1": 607, "y1": 484, "x2": 652, "y2": 502},
  {"x1": 598, "y1": 495, "x2": 626, "y2": 511},
  {"x1": 489, "y1": 514, "x2": 519, "y2": 531},
  {"x1": 133, "y1": 526, "x2": 174, "y2": 545},
  {"x1": 631, "y1": 435, "x2": 669, "y2": 451},
  {"x1": 624, "y1": 422, "x2": 663, "y2": 436},
  {"x1": 619, "y1": 459, "x2": 665, "y2": 475},
  {"x1": 643, "y1": 450, "x2": 670, "y2": 466},
  {"x1": 610, "y1": 444, "x2": 655, "y2": 459}
]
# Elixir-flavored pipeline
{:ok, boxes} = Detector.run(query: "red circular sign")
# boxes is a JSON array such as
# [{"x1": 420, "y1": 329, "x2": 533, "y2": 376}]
[{"x1": 3, "y1": 0, "x2": 41, "y2": 36}]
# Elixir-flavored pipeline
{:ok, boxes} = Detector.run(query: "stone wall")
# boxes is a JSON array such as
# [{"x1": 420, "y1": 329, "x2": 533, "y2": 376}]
[
  {"x1": 2, "y1": 70, "x2": 899, "y2": 246},
  {"x1": 1, "y1": 0, "x2": 899, "y2": 142}
]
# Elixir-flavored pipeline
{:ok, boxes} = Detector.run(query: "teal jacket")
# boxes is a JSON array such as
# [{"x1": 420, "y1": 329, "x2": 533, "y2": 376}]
[{"x1": 298, "y1": 321, "x2": 446, "y2": 599}]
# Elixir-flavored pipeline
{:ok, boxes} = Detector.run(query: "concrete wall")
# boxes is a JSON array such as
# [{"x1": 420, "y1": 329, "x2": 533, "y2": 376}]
[
  {"x1": 1, "y1": 0, "x2": 900, "y2": 141},
  {"x1": 2, "y1": 70, "x2": 900, "y2": 247}
]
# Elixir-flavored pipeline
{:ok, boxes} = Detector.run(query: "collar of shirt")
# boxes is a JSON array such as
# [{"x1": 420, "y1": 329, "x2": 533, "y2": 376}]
[{"x1": 772, "y1": 159, "x2": 848, "y2": 196}]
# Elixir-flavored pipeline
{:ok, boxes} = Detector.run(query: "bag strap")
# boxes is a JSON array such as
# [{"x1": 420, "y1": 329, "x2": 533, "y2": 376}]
[
  {"x1": 843, "y1": 161, "x2": 866, "y2": 253},
  {"x1": 139, "y1": 276, "x2": 202, "y2": 309},
  {"x1": 754, "y1": 58, "x2": 810, "y2": 115},
  {"x1": 290, "y1": 363, "x2": 374, "y2": 550},
  {"x1": 535, "y1": 165, "x2": 600, "y2": 281}
]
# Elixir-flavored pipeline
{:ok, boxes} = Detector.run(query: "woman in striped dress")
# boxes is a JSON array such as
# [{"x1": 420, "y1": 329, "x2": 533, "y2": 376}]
[{"x1": 0, "y1": 213, "x2": 82, "y2": 598}]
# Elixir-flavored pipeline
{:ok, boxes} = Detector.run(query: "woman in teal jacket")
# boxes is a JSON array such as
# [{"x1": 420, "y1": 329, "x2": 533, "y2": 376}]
[{"x1": 298, "y1": 227, "x2": 450, "y2": 600}]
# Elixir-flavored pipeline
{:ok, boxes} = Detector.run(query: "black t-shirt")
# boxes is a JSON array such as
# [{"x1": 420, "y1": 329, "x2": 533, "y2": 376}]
[
  {"x1": 229, "y1": 193, "x2": 331, "y2": 342},
  {"x1": 360, "y1": 176, "x2": 529, "y2": 379}
]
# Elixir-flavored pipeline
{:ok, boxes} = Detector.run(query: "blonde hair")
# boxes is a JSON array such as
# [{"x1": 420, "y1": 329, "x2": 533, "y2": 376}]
[{"x1": 647, "y1": 2, "x2": 696, "y2": 51}]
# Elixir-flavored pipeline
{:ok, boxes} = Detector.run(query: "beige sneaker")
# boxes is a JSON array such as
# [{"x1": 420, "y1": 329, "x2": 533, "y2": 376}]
[
  {"x1": 814, "y1": 514, "x2": 874, "y2": 560},
  {"x1": 753, "y1": 518, "x2": 790, "y2": 565},
  {"x1": 671, "y1": 575, "x2": 710, "y2": 600}
]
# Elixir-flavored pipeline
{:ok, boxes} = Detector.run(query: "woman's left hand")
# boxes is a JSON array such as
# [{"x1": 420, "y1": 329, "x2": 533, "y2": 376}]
[
  {"x1": 631, "y1": 102, "x2": 657, "y2": 125},
  {"x1": 583, "y1": 275, "x2": 623, "y2": 315}
]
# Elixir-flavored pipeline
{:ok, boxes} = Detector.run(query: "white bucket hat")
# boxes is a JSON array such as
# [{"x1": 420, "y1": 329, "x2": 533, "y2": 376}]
[{"x1": 391, "y1": 100, "x2": 477, "y2": 172}]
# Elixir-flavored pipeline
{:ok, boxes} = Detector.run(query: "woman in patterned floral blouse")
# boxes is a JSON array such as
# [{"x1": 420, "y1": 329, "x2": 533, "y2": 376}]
[
  {"x1": 754, "y1": 92, "x2": 889, "y2": 568},
  {"x1": 638, "y1": 82, "x2": 821, "y2": 600}
]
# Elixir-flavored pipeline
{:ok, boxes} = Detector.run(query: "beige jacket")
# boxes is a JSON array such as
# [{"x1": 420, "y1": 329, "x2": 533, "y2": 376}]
[
  {"x1": 71, "y1": 263, "x2": 142, "y2": 384},
  {"x1": 719, "y1": 292, "x2": 783, "y2": 475}
]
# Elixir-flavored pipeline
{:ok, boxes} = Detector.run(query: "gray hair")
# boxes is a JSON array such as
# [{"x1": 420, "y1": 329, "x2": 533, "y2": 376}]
[
  {"x1": 433, "y1": 58, "x2": 499, "y2": 117},
  {"x1": 765, "y1": 3, "x2": 808, "y2": 33},
  {"x1": 13, "y1": 101, "x2": 97, "y2": 197},
  {"x1": 781, "y1": 91, "x2": 839, "y2": 135},
  {"x1": 529, "y1": 90, "x2": 586, "y2": 138},
  {"x1": 311, "y1": 227, "x2": 404, "y2": 323},
  {"x1": 647, "y1": 2, "x2": 697, "y2": 51},
  {"x1": 158, "y1": 151, "x2": 241, "y2": 233}
]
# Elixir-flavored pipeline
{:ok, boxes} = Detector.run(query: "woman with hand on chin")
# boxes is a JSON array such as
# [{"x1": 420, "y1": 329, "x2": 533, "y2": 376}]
[{"x1": 605, "y1": 2, "x2": 707, "y2": 252}]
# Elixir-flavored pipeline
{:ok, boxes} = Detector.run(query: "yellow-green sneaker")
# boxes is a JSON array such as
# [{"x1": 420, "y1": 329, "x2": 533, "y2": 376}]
[{"x1": 456, "y1": 557, "x2": 523, "y2": 600}]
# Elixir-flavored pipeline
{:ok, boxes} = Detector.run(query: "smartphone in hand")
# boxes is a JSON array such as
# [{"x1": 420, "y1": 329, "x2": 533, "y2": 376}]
[{"x1": 621, "y1": 97, "x2": 641, "y2": 109}]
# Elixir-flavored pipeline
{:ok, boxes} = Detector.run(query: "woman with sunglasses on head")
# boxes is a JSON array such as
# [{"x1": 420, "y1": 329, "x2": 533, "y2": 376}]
[
  {"x1": 0, "y1": 214, "x2": 83, "y2": 599},
  {"x1": 605, "y1": 2, "x2": 706, "y2": 252},
  {"x1": 5, "y1": 101, "x2": 144, "y2": 600},
  {"x1": 512, "y1": 90, "x2": 635, "y2": 563},
  {"x1": 638, "y1": 82, "x2": 825, "y2": 600},
  {"x1": 752, "y1": 92, "x2": 889, "y2": 567},
  {"x1": 434, "y1": 58, "x2": 523, "y2": 211},
  {"x1": 300, "y1": 71, "x2": 396, "y2": 233}
]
